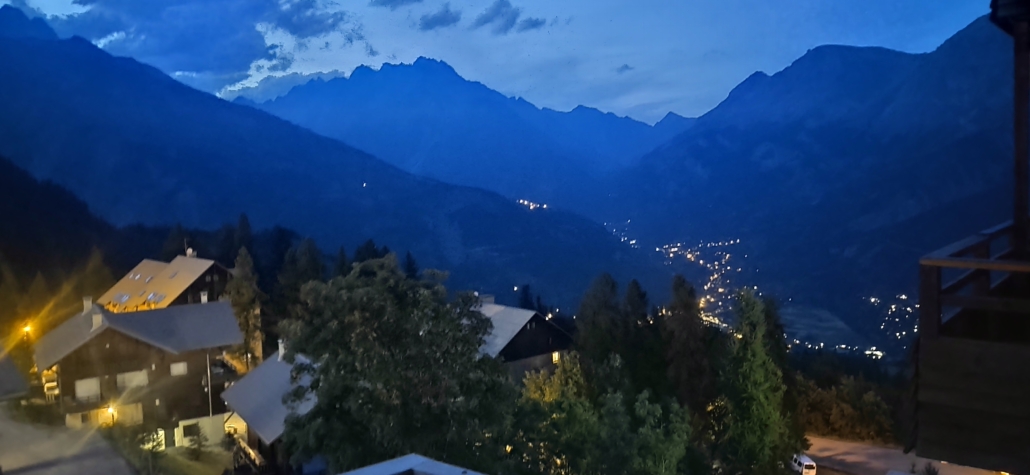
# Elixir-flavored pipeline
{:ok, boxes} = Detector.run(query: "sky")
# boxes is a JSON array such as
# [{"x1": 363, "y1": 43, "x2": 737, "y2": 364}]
[{"x1": 7, "y1": 0, "x2": 988, "y2": 123}]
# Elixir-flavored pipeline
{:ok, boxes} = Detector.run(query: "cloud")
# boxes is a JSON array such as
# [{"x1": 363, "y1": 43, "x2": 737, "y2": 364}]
[
  {"x1": 44, "y1": 0, "x2": 363, "y2": 91},
  {"x1": 418, "y1": 3, "x2": 460, "y2": 31},
  {"x1": 616, "y1": 64, "x2": 634, "y2": 74},
  {"x1": 471, "y1": 0, "x2": 519, "y2": 35},
  {"x1": 515, "y1": 17, "x2": 544, "y2": 32},
  {"x1": 368, "y1": 0, "x2": 422, "y2": 10}
]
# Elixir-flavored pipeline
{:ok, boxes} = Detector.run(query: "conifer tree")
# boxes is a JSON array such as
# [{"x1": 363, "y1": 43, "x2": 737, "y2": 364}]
[
  {"x1": 662, "y1": 275, "x2": 715, "y2": 415},
  {"x1": 160, "y1": 224, "x2": 189, "y2": 261},
  {"x1": 574, "y1": 273, "x2": 623, "y2": 368},
  {"x1": 518, "y1": 284, "x2": 535, "y2": 310},
  {"x1": 352, "y1": 239, "x2": 381, "y2": 264},
  {"x1": 720, "y1": 291, "x2": 790, "y2": 474},
  {"x1": 235, "y1": 213, "x2": 253, "y2": 254},
  {"x1": 403, "y1": 251, "x2": 419, "y2": 280},
  {"x1": 333, "y1": 246, "x2": 350, "y2": 278},
  {"x1": 225, "y1": 247, "x2": 265, "y2": 368}
]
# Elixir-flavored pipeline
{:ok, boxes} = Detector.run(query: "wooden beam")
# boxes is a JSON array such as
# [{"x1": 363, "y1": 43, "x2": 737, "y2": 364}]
[
  {"x1": 922, "y1": 235, "x2": 991, "y2": 260},
  {"x1": 919, "y1": 265, "x2": 941, "y2": 338},
  {"x1": 938, "y1": 293, "x2": 1030, "y2": 313},
  {"x1": 941, "y1": 269, "x2": 977, "y2": 294},
  {"x1": 1014, "y1": 22, "x2": 1030, "y2": 257},
  {"x1": 919, "y1": 256, "x2": 1030, "y2": 273},
  {"x1": 980, "y1": 219, "x2": 1014, "y2": 238}
]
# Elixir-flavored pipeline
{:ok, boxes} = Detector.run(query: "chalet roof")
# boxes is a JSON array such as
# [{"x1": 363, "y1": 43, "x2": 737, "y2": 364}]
[
  {"x1": 0, "y1": 354, "x2": 28, "y2": 401},
  {"x1": 478, "y1": 303, "x2": 538, "y2": 357},
  {"x1": 338, "y1": 454, "x2": 485, "y2": 475},
  {"x1": 98, "y1": 256, "x2": 216, "y2": 311},
  {"x1": 220, "y1": 351, "x2": 315, "y2": 445},
  {"x1": 34, "y1": 301, "x2": 242, "y2": 370}
]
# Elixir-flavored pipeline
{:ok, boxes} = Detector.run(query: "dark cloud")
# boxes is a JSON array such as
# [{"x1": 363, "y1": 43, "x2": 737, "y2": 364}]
[
  {"x1": 46, "y1": 0, "x2": 363, "y2": 91},
  {"x1": 515, "y1": 17, "x2": 545, "y2": 32},
  {"x1": 616, "y1": 64, "x2": 634, "y2": 74},
  {"x1": 418, "y1": 3, "x2": 461, "y2": 31},
  {"x1": 369, "y1": 0, "x2": 422, "y2": 10},
  {"x1": 471, "y1": 0, "x2": 519, "y2": 35}
]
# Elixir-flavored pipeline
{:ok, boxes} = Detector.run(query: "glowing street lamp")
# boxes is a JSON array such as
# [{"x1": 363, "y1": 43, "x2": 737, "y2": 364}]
[{"x1": 107, "y1": 405, "x2": 116, "y2": 425}]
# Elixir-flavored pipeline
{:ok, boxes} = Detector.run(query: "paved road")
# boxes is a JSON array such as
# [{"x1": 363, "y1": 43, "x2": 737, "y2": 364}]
[
  {"x1": 0, "y1": 404, "x2": 133, "y2": 475},
  {"x1": 807, "y1": 437, "x2": 995, "y2": 475}
]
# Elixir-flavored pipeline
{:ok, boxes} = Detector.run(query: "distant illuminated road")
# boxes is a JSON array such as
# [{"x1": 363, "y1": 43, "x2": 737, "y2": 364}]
[{"x1": 807, "y1": 436, "x2": 993, "y2": 475}]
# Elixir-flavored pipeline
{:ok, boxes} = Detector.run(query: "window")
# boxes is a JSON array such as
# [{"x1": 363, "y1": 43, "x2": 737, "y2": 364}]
[
  {"x1": 552, "y1": 351, "x2": 560, "y2": 365},
  {"x1": 74, "y1": 377, "x2": 101, "y2": 402},
  {"x1": 81, "y1": 413, "x2": 90, "y2": 424},
  {"x1": 170, "y1": 362, "x2": 188, "y2": 376},
  {"x1": 182, "y1": 423, "x2": 200, "y2": 438},
  {"x1": 116, "y1": 370, "x2": 149, "y2": 390}
]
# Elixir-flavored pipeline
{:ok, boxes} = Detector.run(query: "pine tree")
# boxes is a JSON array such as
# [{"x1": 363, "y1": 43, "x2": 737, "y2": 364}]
[
  {"x1": 294, "y1": 238, "x2": 325, "y2": 284},
  {"x1": 574, "y1": 273, "x2": 623, "y2": 369},
  {"x1": 235, "y1": 213, "x2": 253, "y2": 254},
  {"x1": 333, "y1": 246, "x2": 350, "y2": 278},
  {"x1": 352, "y1": 239, "x2": 381, "y2": 264},
  {"x1": 721, "y1": 291, "x2": 790, "y2": 474},
  {"x1": 160, "y1": 224, "x2": 189, "y2": 261},
  {"x1": 224, "y1": 247, "x2": 265, "y2": 368},
  {"x1": 662, "y1": 275, "x2": 715, "y2": 415},
  {"x1": 215, "y1": 224, "x2": 236, "y2": 266},
  {"x1": 622, "y1": 279, "x2": 669, "y2": 399},
  {"x1": 763, "y1": 298, "x2": 809, "y2": 454},
  {"x1": 517, "y1": 285, "x2": 535, "y2": 310},
  {"x1": 403, "y1": 251, "x2": 419, "y2": 280},
  {"x1": 279, "y1": 257, "x2": 513, "y2": 473}
]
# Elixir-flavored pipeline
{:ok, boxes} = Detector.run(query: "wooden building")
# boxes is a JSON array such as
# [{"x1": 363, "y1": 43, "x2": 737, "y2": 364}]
[
  {"x1": 33, "y1": 299, "x2": 242, "y2": 439},
  {"x1": 911, "y1": 2, "x2": 1030, "y2": 472},
  {"x1": 97, "y1": 252, "x2": 232, "y2": 313},
  {"x1": 477, "y1": 300, "x2": 574, "y2": 377}
]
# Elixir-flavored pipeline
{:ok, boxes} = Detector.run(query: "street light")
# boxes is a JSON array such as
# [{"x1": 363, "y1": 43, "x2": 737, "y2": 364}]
[{"x1": 107, "y1": 405, "x2": 116, "y2": 425}]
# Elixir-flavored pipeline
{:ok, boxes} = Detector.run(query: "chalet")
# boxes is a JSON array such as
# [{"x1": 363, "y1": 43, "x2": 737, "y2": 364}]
[
  {"x1": 340, "y1": 454, "x2": 485, "y2": 475},
  {"x1": 33, "y1": 298, "x2": 242, "y2": 442},
  {"x1": 97, "y1": 251, "x2": 232, "y2": 313},
  {"x1": 220, "y1": 350, "x2": 319, "y2": 475},
  {"x1": 478, "y1": 298, "x2": 573, "y2": 376},
  {"x1": 910, "y1": 2, "x2": 1030, "y2": 473}
]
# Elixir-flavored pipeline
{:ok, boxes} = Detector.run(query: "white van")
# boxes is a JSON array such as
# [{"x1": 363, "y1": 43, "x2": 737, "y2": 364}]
[{"x1": 791, "y1": 454, "x2": 817, "y2": 475}]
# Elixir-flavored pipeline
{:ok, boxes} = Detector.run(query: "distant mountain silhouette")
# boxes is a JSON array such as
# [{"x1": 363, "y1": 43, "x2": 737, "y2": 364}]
[
  {"x1": 0, "y1": 5, "x2": 56, "y2": 40},
  {"x1": 0, "y1": 7, "x2": 668, "y2": 308},
  {"x1": 607, "y1": 15, "x2": 1011, "y2": 338},
  {"x1": 238, "y1": 57, "x2": 693, "y2": 205}
]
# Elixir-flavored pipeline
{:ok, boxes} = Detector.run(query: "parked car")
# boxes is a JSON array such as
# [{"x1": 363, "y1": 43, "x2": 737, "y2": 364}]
[{"x1": 791, "y1": 454, "x2": 817, "y2": 475}]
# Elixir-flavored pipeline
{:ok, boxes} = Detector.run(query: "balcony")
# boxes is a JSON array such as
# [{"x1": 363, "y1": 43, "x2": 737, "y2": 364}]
[{"x1": 916, "y1": 220, "x2": 1030, "y2": 474}]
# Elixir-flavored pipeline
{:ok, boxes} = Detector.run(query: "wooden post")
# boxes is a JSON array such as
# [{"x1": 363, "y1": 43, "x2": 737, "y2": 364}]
[
  {"x1": 919, "y1": 265, "x2": 941, "y2": 338},
  {"x1": 1013, "y1": 22, "x2": 1030, "y2": 258}
]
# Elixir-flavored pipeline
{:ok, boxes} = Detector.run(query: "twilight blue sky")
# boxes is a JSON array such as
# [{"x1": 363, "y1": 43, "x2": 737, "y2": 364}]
[{"x1": 6, "y1": 0, "x2": 988, "y2": 123}]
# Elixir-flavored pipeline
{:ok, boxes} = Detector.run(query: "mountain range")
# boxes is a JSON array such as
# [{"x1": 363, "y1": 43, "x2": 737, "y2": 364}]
[
  {"x1": 0, "y1": 5, "x2": 668, "y2": 309},
  {"x1": 237, "y1": 58, "x2": 693, "y2": 204}
]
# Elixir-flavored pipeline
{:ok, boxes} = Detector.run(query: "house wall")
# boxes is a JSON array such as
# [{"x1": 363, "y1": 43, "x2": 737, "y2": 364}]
[
  {"x1": 171, "y1": 265, "x2": 231, "y2": 306},
  {"x1": 53, "y1": 329, "x2": 229, "y2": 431},
  {"x1": 65, "y1": 402, "x2": 143, "y2": 429},
  {"x1": 498, "y1": 315, "x2": 573, "y2": 362}
]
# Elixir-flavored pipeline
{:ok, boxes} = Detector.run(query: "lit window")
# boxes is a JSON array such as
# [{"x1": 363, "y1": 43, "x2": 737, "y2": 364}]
[
  {"x1": 170, "y1": 362, "x2": 188, "y2": 376},
  {"x1": 552, "y1": 352, "x2": 560, "y2": 364}
]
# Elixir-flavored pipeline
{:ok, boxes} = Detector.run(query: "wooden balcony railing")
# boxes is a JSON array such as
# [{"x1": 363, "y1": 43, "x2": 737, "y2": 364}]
[{"x1": 919, "y1": 220, "x2": 1030, "y2": 340}]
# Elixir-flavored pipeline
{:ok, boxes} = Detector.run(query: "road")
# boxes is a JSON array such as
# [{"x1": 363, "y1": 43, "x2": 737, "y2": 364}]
[
  {"x1": 0, "y1": 404, "x2": 133, "y2": 475},
  {"x1": 807, "y1": 436, "x2": 995, "y2": 475}
]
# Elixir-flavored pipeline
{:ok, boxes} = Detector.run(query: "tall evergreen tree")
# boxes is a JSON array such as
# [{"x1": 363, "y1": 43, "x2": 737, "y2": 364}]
[
  {"x1": 333, "y1": 246, "x2": 350, "y2": 278},
  {"x1": 762, "y1": 298, "x2": 809, "y2": 454},
  {"x1": 622, "y1": 279, "x2": 669, "y2": 399},
  {"x1": 280, "y1": 257, "x2": 513, "y2": 473},
  {"x1": 160, "y1": 224, "x2": 189, "y2": 261},
  {"x1": 518, "y1": 284, "x2": 535, "y2": 310},
  {"x1": 403, "y1": 251, "x2": 419, "y2": 280},
  {"x1": 575, "y1": 273, "x2": 623, "y2": 368},
  {"x1": 662, "y1": 275, "x2": 715, "y2": 415},
  {"x1": 294, "y1": 238, "x2": 325, "y2": 284},
  {"x1": 215, "y1": 224, "x2": 237, "y2": 265},
  {"x1": 235, "y1": 213, "x2": 253, "y2": 254},
  {"x1": 224, "y1": 247, "x2": 266, "y2": 368},
  {"x1": 720, "y1": 292, "x2": 790, "y2": 474},
  {"x1": 352, "y1": 239, "x2": 382, "y2": 264}
]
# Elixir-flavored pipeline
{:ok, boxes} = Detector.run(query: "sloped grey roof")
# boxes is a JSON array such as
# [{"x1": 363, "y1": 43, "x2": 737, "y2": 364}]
[
  {"x1": 338, "y1": 454, "x2": 485, "y2": 475},
  {"x1": 478, "y1": 303, "x2": 537, "y2": 357},
  {"x1": 34, "y1": 305, "x2": 113, "y2": 370},
  {"x1": 34, "y1": 301, "x2": 242, "y2": 370},
  {"x1": 98, "y1": 256, "x2": 216, "y2": 311},
  {"x1": 221, "y1": 351, "x2": 315, "y2": 445},
  {"x1": 0, "y1": 355, "x2": 28, "y2": 401}
]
